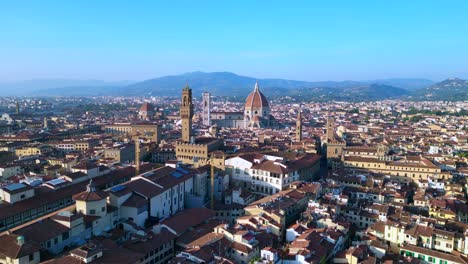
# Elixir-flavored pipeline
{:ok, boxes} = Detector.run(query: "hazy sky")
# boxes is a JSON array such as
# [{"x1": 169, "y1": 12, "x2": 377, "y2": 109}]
[{"x1": 1, "y1": 1, "x2": 468, "y2": 82}]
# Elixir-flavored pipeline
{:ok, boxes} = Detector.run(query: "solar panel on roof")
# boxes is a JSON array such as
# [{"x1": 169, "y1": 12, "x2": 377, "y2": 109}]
[
  {"x1": 58, "y1": 211, "x2": 73, "y2": 217},
  {"x1": 5, "y1": 183, "x2": 26, "y2": 191},
  {"x1": 27, "y1": 180, "x2": 42, "y2": 187},
  {"x1": 171, "y1": 172, "x2": 183, "y2": 178},
  {"x1": 47, "y1": 178, "x2": 67, "y2": 186},
  {"x1": 111, "y1": 185, "x2": 126, "y2": 192},
  {"x1": 143, "y1": 172, "x2": 154, "y2": 177},
  {"x1": 176, "y1": 167, "x2": 189, "y2": 174}
]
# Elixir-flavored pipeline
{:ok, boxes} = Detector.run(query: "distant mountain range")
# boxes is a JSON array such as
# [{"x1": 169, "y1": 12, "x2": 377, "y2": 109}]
[
  {"x1": 411, "y1": 78, "x2": 468, "y2": 101},
  {"x1": 0, "y1": 71, "x2": 466, "y2": 101},
  {"x1": 0, "y1": 79, "x2": 134, "y2": 96},
  {"x1": 288, "y1": 84, "x2": 410, "y2": 102},
  {"x1": 119, "y1": 72, "x2": 433, "y2": 97}
]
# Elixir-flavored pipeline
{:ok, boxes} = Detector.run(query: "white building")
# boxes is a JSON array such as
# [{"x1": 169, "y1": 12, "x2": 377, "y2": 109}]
[
  {"x1": 260, "y1": 247, "x2": 279, "y2": 263},
  {"x1": 69, "y1": 165, "x2": 205, "y2": 236},
  {"x1": 0, "y1": 183, "x2": 35, "y2": 204},
  {"x1": 0, "y1": 164, "x2": 21, "y2": 179},
  {"x1": 225, "y1": 153, "x2": 320, "y2": 196}
]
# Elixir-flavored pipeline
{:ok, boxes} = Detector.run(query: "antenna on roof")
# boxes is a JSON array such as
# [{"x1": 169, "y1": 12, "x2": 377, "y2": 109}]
[
  {"x1": 211, "y1": 163, "x2": 215, "y2": 210},
  {"x1": 135, "y1": 136, "x2": 140, "y2": 175}
]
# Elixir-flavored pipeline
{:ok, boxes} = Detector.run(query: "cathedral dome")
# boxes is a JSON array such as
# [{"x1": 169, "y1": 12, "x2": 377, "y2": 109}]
[{"x1": 244, "y1": 81, "x2": 269, "y2": 109}]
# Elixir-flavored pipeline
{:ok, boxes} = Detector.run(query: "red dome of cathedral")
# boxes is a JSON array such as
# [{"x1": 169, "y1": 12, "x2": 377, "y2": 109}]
[{"x1": 244, "y1": 81, "x2": 269, "y2": 109}]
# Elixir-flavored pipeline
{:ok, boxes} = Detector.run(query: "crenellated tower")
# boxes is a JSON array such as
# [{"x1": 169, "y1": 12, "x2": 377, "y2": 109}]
[{"x1": 180, "y1": 84, "x2": 194, "y2": 143}]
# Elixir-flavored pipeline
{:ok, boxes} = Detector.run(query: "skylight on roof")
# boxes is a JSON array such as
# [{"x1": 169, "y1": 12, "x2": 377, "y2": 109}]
[
  {"x1": 58, "y1": 211, "x2": 73, "y2": 217},
  {"x1": 5, "y1": 183, "x2": 27, "y2": 191},
  {"x1": 110, "y1": 185, "x2": 126, "y2": 192},
  {"x1": 176, "y1": 167, "x2": 189, "y2": 174},
  {"x1": 171, "y1": 172, "x2": 183, "y2": 178},
  {"x1": 47, "y1": 178, "x2": 67, "y2": 186},
  {"x1": 142, "y1": 172, "x2": 154, "y2": 177}
]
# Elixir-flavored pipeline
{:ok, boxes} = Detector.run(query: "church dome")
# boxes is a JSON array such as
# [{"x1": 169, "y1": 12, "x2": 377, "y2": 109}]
[{"x1": 244, "y1": 81, "x2": 269, "y2": 109}]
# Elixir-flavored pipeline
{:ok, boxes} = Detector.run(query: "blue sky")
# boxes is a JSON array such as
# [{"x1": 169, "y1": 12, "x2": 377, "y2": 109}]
[{"x1": 1, "y1": 1, "x2": 467, "y2": 82}]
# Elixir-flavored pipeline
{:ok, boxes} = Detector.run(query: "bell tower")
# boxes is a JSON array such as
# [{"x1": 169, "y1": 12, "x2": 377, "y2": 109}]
[
  {"x1": 296, "y1": 109, "x2": 303, "y2": 142},
  {"x1": 202, "y1": 92, "x2": 211, "y2": 126},
  {"x1": 180, "y1": 84, "x2": 194, "y2": 143},
  {"x1": 326, "y1": 116, "x2": 335, "y2": 142}
]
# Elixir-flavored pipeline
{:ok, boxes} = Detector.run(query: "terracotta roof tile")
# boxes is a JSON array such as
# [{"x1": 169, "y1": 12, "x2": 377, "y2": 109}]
[{"x1": 0, "y1": 234, "x2": 41, "y2": 259}]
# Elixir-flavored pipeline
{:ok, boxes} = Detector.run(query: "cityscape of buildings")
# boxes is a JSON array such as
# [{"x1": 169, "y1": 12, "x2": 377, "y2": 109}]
[
  {"x1": 3, "y1": 1, "x2": 468, "y2": 263},
  {"x1": 0, "y1": 80, "x2": 465, "y2": 264}
]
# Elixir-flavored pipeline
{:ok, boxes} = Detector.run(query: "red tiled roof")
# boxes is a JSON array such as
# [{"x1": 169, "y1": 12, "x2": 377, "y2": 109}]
[
  {"x1": 72, "y1": 189, "x2": 107, "y2": 202},
  {"x1": 0, "y1": 234, "x2": 41, "y2": 259},
  {"x1": 121, "y1": 194, "x2": 147, "y2": 209},
  {"x1": 161, "y1": 208, "x2": 215, "y2": 235},
  {"x1": 14, "y1": 218, "x2": 69, "y2": 243},
  {"x1": 231, "y1": 241, "x2": 253, "y2": 254},
  {"x1": 122, "y1": 230, "x2": 175, "y2": 255},
  {"x1": 123, "y1": 179, "x2": 163, "y2": 198},
  {"x1": 0, "y1": 168, "x2": 132, "y2": 220}
]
